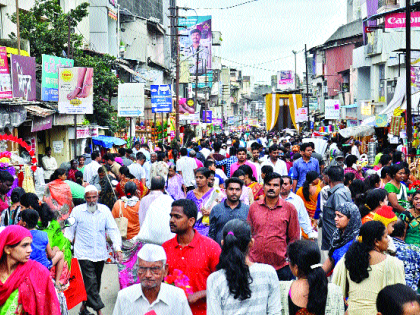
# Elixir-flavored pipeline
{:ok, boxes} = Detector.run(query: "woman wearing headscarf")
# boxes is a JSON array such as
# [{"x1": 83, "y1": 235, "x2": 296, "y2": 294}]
[
  {"x1": 111, "y1": 182, "x2": 142, "y2": 289},
  {"x1": 0, "y1": 225, "x2": 61, "y2": 314},
  {"x1": 323, "y1": 202, "x2": 362, "y2": 275},
  {"x1": 43, "y1": 168, "x2": 73, "y2": 222}
]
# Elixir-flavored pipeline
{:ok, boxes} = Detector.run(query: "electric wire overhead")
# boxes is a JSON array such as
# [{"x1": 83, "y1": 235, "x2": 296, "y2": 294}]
[{"x1": 196, "y1": 0, "x2": 259, "y2": 10}]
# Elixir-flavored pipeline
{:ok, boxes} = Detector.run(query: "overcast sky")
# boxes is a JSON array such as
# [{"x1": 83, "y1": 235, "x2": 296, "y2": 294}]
[{"x1": 178, "y1": 0, "x2": 348, "y2": 83}]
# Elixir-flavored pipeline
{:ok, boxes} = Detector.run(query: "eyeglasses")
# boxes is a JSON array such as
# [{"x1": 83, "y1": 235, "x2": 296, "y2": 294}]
[{"x1": 138, "y1": 266, "x2": 163, "y2": 275}]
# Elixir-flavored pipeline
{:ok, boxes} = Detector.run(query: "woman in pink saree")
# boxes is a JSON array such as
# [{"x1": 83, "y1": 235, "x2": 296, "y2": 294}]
[{"x1": 43, "y1": 169, "x2": 73, "y2": 222}]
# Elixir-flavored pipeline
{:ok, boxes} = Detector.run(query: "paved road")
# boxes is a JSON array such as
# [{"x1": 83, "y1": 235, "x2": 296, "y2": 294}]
[{"x1": 69, "y1": 264, "x2": 119, "y2": 315}]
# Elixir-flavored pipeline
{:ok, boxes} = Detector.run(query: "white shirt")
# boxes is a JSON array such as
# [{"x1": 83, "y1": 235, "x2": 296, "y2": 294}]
[
  {"x1": 176, "y1": 156, "x2": 197, "y2": 187},
  {"x1": 351, "y1": 145, "x2": 361, "y2": 159},
  {"x1": 143, "y1": 161, "x2": 152, "y2": 188},
  {"x1": 113, "y1": 282, "x2": 192, "y2": 315},
  {"x1": 64, "y1": 203, "x2": 122, "y2": 261},
  {"x1": 251, "y1": 161, "x2": 262, "y2": 183},
  {"x1": 140, "y1": 148, "x2": 151, "y2": 162},
  {"x1": 261, "y1": 158, "x2": 288, "y2": 176},
  {"x1": 83, "y1": 160, "x2": 101, "y2": 183},
  {"x1": 284, "y1": 192, "x2": 317, "y2": 238},
  {"x1": 200, "y1": 148, "x2": 211, "y2": 159},
  {"x1": 41, "y1": 155, "x2": 57, "y2": 180},
  {"x1": 128, "y1": 163, "x2": 146, "y2": 181}
]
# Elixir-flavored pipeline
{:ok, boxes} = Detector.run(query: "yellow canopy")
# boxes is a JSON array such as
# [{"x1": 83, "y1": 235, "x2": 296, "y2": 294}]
[
  {"x1": 265, "y1": 93, "x2": 303, "y2": 131},
  {"x1": 6, "y1": 47, "x2": 30, "y2": 57}
]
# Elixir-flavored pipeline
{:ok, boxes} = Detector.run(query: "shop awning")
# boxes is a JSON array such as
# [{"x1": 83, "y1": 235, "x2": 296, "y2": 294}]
[
  {"x1": 25, "y1": 105, "x2": 56, "y2": 117},
  {"x1": 338, "y1": 125, "x2": 375, "y2": 138},
  {"x1": 92, "y1": 136, "x2": 126, "y2": 148}
]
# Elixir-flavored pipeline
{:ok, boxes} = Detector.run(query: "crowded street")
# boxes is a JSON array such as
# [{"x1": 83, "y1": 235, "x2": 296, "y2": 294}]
[{"x1": 2, "y1": 0, "x2": 420, "y2": 315}]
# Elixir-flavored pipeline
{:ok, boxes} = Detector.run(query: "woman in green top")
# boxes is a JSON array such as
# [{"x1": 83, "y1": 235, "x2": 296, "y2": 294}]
[
  {"x1": 77, "y1": 156, "x2": 85, "y2": 174},
  {"x1": 384, "y1": 164, "x2": 409, "y2": 213},
  {"x1": 401, "y1": 190, "x2": 420, "y2": 247}
]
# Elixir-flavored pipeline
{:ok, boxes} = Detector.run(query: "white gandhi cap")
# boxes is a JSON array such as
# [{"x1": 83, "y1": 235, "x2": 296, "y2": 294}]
[{"x1": 137, "y1": 244, "x2": 167, "y2": 263}]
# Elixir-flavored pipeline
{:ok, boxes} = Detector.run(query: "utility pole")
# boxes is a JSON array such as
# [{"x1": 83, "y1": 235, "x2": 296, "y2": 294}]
[
  {"x1": 305, "y1": 44, "x2": 310, "y2": 130},
  {"x1": 292, "y1": 50, "x2": 298, "y2": 90},
  {"x1": 66, "y1": 16, "x2": 77, "y2": 158},
  {"x1": 406, "y1": 0, "x2": 412, "y2": 148},
  {"x1": 175, "y1": 6, "x2": 180, "y2": 140},
  {"x1": 15, "y1": 0, "x2": 21, "y2": 55},
  {"x1": 195, "y1": 51, "x2": 199, "y2": 116},
  {"x1": 117, "y1": 0, "x2": 120, "y2": 58}
]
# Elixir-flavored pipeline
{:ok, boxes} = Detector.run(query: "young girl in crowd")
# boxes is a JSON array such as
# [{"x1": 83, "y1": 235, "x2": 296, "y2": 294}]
[
  {"x1": 207, "y1": 219, "x2": 281, "y2": 314},
  {"x1": 19, "y1": 209, "x2": 65, "y2": 288},
  {"x1": 281, "y1": 240, "x2": 344, "y2": 315}
]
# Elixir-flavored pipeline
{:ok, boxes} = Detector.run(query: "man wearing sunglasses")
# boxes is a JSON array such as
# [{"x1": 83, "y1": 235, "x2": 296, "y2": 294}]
[{"x1": 113, "y1": 244, "x2": 192, "y2": 315}]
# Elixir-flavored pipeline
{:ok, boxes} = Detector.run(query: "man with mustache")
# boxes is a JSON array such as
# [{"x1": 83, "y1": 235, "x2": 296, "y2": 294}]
[
  {"x1": 65, "y1": 185, "x2": 123, "y2": 315},
  {"x1": 113, "y1": 244, "x2": 192, "y2": 315},
  {"x1": 163, "y1": 199, "x2": 221, "y2": 315},
  {"x1": 247, "y1": 172, "x2": 300, "y2": 281}
]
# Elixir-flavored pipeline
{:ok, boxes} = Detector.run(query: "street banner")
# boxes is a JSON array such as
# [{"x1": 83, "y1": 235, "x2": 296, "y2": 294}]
[
  {"x1": 58, "y1": 67, "x2": 94, "y2": 114},
  {"x1": 179, "y1": 98, "x2": 195, "y2": 114},
  {"x1": 213, "y1": 118, "x2": 223, "y2": 126},
  {"x1": 324, "y1": 99, "x2": 340, "y2": 120},
  {"x1": 10, "y1": 55, "x2": 36, "y2": 101},
  {"x1": 31, "y1": 115, "x2": 53, "y2": 132},
  {"x1": 375, "y1": 114, "x2": 388, "y2": 127},
  {"x1": 295, "y1": 107, "x2": 308, "y2": 123},
  {"x1": 118, "y1": 83, "x2": 144, "y2": 117},
  {"x1": 277, "y1": 70, "x2": 295, "y2": 91},
  {"x1": 0, "y1": 47, "x2": 12, "y2": 99},
  {"x1": 151, "y1": 84, "x2": 172, "y2": 113},
  {"x1": 179, "y1": 16, "x2": 212, "y2": 76},
  {"x1": 42, "y1": 54, "x2": 74, "y2": 101},
  {"x1": 385, "y1": 11, "x2": 420, "y2": 29},
  {"x1": 202, "y1": 110, "x2": 212, "y2": 123}
]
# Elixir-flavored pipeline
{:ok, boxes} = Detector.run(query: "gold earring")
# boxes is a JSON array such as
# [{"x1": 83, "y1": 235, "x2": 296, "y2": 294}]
[{"x1": 5, "y1": 252, "x2": 10, "y2": 255}]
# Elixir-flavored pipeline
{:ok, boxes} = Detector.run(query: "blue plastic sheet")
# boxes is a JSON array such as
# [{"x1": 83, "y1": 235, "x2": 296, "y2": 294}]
[{"x1": 92, "y1": 136, "x2": 126, "y2": 149}]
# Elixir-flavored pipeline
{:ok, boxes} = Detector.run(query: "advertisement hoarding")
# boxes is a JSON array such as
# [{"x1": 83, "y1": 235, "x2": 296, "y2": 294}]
[
  {"x1": 0, "y1": 47, "x2": 12, "y2": 99},
  {"x1": 385, "y1": 11, "x2": 420, "y2": 29},
  {"x1": 179, "y1": 16, "x2": 212, "y2": 76},
  {"x1": 277, "y1": 70, "x2": 295, "y2": 91},
  {"x1": 202, "y1": 110, "x2": 212, "y2": 123},
  {"x1": 58, "y1": 67, "x2": 94, "y2": 114},
  {"x1": 324, "y1": 99, "x2": 340, "y2": 120},
  {"x1": 118, "y1": 83, "x2": 144, "y2": 117},
  {"x1": 10, "y1": 55, "x2": 36, "y2": 101},
  {"x1": 42, "y1": 55, "x2": 74, "y2": 101},
  {"x1": 151, "y1": 85, "x2": 172, "y2": 113}
]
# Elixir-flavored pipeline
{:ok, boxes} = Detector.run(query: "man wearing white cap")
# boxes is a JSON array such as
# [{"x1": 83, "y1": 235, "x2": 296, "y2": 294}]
[
  {"x1": 65, "y1": 185, "x2": 123, "y2": 315},
  {"x1": 113, "y1": 244, "x2": 192, "y2": 315}
]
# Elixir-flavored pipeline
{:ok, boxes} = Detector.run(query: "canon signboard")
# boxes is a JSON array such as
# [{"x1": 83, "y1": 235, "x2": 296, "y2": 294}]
[{"x1": 385, "y1": 12, "x2": 420, "y2": 29}]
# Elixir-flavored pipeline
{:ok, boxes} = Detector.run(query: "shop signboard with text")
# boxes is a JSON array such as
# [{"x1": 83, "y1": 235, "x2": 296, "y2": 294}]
[
  {"x1": 151, "y1": 84, "x2": 172, "y2": 113},
  {"x1": 31, "y1": 115, "x2": 53, "y2": 132},
  {"x1": 277, "y1": 70, "x2": 295, "y2": 91},
  {"x1": 118, "y1": 83, "x2": 144, "y2": 117},
  {"x1": 10, "y1": 55, "x2": 36, "y2": 101},
  {"x1": 324, "y1": 99, "x2": 340, "y2": 120},
  {"x1": 385, "y1": 11, "x2": 420, "y2": 29},
  {"x1": 58, "y1": 67, "x2": 94, "y2": 114},
  {"x1": 42, "y1": 55, "x2": 74, "y2": 101},
  {"x1": 0, "y1": 47, "x2": 12, "y2": 99}
]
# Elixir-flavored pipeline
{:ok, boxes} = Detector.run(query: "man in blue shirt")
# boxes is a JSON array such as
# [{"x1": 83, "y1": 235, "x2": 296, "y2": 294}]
[{"x1": 292, "y1": 142, "x2": 320, "y2": 192}]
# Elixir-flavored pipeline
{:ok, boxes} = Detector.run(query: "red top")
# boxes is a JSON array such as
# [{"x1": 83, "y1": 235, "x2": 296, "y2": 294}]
[
  {"x1": 247, "y1": 198, "x2": 300, "y2": 270},
  {"x1": 163, "y1": 229, "x2": 221, "y2": 315}
]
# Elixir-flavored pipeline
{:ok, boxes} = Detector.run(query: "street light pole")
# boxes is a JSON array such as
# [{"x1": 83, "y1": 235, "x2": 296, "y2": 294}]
[
  {"x1": 305, "y1": 44, "x2": 310, "y2": 130},
  {"x1": 292, "y1": 50, "x2": 298, "y2": 90}
]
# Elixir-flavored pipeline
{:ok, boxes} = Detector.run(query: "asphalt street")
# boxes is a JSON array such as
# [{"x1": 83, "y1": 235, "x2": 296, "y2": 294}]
[{"x1": 69, "y1": 264, "x2": 119, "y2": 315}]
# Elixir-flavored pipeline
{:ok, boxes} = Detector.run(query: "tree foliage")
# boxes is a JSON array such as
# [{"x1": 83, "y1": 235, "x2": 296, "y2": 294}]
[{"x1": 9, "y1": 0, "x2": 121, "y2": 133}]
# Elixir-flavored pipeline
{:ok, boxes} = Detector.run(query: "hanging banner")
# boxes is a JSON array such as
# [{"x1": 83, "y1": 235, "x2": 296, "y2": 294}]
[
  {"x1": 375, "y1": 114, "x2": 388, "y2": 127},
  {"x1": 213, "y1": 118, "x2": 223, "y2": 126},
  {"x1": 10, "y1": 55, "x2": 36, "y2": 101},
  {"x1": 58, "y1": 67, "x2": 94, "y2": 114},
  {"x1": 390, "y1": 116, "x2": 403, "y2": 136},
  {"x1": 179, "y1": 98, "x2": 195, "y2": 114},
  {"x1": 295, "y1": 107, "x2": 308, "y2": 123},
  {"x1": 118, "y1": 83, "x2": 144, "y2": 117},
  {"x1": 42, "y1": 55, "x2": 74, "y2": 101},
  {"x1": 202, "y1": 110, "x2": 212, "y2": 123},
  {"x1": 324, "y1": 99, "x2": 340, "y2": 120},
  {"x1": 179, "y1": 16, "x2": 212, "y2": 76},
  {"x1": 151, "y1": 84, "x2": 172, "y2": 113},
  {"x1": 0, "y1": 47, "x2": 12, "y2": 99}
]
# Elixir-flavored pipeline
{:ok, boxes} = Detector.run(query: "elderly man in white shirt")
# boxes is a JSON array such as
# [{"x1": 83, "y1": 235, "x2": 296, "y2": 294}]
[
  {"x1": 84, "y1": 151, "x2": 102, "y2": 184},
  {"x1": 280, "y1": 176, "x2": 318, "y2": 239},
  {"x1": 113, "y1": 244, "x2": 192, "y2": 315},
  {"x1": 65, "y1": 185, "x2": 122, "y2": 315},
  {"x1": 41, "y1": 147, "x2": 57, "y2": 182}
]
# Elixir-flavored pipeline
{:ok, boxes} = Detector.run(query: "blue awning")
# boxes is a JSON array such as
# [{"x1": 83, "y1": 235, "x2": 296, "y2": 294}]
[
  {"x1": 342, "y1": 104, "x2": 358, "y2": 108},
  {"x1": 92, "y1": 136, "x2": 126, "y2": 149}
]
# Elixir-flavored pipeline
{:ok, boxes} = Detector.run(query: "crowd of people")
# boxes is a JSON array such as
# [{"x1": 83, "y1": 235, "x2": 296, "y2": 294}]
[{"x1": 1, "y1": 131, "x2": 420, "y2": 315}]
